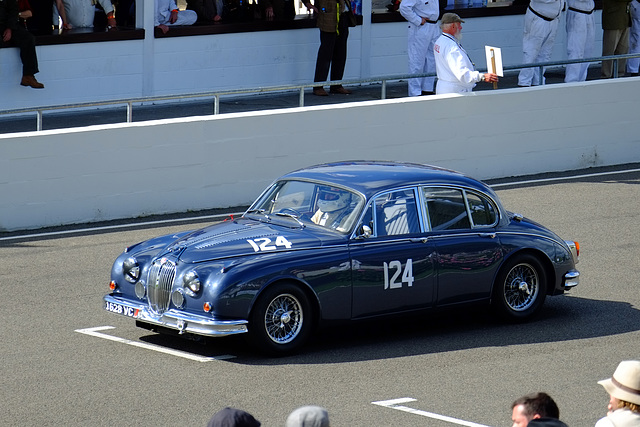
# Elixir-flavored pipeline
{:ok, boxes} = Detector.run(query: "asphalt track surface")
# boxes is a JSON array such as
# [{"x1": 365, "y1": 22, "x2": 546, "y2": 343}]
[{"x1": 1, "y1": 164, "x2": 639, "y2": 426}]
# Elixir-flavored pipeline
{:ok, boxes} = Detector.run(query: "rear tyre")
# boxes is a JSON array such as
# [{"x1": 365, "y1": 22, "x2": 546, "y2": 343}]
[
  {"x1": 248, "y1": 283, "x2": 313, "y2": 355},
  {"x1": 493, "y1": 254, "x2": 547, "y2": 321}
]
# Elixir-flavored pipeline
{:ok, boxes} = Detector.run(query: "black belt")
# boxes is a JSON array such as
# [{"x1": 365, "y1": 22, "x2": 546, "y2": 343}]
[
  {"x1": 421, "y1": 17, "x2": 438, "y2": 24},
  {"x1": 528, "y1": 6, "x2": 556, "y2": 21},
  {"x1": 568, "y1": 6, "x2": 594, "y2": 14}
]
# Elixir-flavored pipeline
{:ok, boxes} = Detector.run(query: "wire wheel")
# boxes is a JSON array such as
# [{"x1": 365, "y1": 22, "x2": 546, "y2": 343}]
[
  {"x1": 264, "y1": 293, "x2": 304, "y2": 344},
  {"x1": 493, "y1": 254, "x2": 547, "y2": 320},
  {"x1": 503, "y1": 262, "x2": 539, "y2": 312}
]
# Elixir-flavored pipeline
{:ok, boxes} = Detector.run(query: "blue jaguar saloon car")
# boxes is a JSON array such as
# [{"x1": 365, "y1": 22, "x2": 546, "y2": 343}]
[{"x1": 104, "y1": 162, "x2": 579, "y2": 354}]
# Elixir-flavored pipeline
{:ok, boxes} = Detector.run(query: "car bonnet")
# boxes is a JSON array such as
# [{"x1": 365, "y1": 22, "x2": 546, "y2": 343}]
[{"x1": 168, "y1": 218, "x2": 330, "y2": 264}]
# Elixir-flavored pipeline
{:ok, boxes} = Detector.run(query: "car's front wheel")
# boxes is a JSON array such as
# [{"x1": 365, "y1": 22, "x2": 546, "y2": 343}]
[
  {"x1": 493, "y1": 254, "x2": 547, "y2": 320},
  {"x1": 248, "y1": 283, "x2": 313, "y2": 355}
]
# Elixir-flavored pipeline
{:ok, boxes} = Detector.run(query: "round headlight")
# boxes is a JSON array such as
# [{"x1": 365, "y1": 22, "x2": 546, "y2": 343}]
[
  {"x1": 123, "y1": 257, "x2": 140, "y2": 283},
  {"x1": 183, "y1": 270, "x2": 201, "y2": 295}
]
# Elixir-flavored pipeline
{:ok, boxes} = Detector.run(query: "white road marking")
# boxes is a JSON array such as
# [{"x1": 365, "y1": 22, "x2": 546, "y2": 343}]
[
  {"x1": 75, "y1": 326, "x2": 235, "y2": 361},
  {"x1": 0, "y1": 211, "x2": 244, "y2": 241},
  {"x1": 490, "y1": 168, "x2": 640, "y2": 188},
  {"x1": 372, "y1": 398, "x2": 492, "y2": 427}
]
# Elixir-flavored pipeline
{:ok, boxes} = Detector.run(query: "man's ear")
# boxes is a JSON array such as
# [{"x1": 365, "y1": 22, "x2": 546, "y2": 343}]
[{"x1": 532, "y1": 414, "x2": 541, "y2": 420}]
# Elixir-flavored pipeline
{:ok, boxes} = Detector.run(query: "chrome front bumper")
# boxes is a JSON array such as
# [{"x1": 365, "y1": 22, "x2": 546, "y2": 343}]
[
  {"x1": 104, "y1": 295, "x2": 248, "y2": 337},
  {"x1": 563, "y1": 269, "x2": 580, "y2": 289}
]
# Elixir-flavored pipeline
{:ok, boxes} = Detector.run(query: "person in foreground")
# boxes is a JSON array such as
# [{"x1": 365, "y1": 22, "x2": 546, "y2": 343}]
[
  {"x1": 595, "y1": 360, "x2": 640, "y2": 427},
  {"x1": 207, "y1": 407, "x2": 261, "y2": 427},
  {"x1": 511, "y1": 392, "x2": 568, "y2": 427},
  {"x1": 285, "y1": 405, "x2": 330, "y2": 427},
  {"x1": 433, "y1": 13, "x2": 498, "y2": 94},
  {"x1": 0, "y1": 0, "x2": 44, "y2": 88}
]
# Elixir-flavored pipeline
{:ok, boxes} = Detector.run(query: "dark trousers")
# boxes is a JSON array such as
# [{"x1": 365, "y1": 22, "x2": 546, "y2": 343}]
[
  {"x1": 0, "y1": 26, "x2": 39, "y2": 76},
  {"x1": 313, "y1": 17, "x2": 349, "y2": 86}
]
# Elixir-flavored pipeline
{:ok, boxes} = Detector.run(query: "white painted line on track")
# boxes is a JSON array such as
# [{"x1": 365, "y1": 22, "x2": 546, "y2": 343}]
[
  {"x1": 490, "y1": 168, "x2": 640, "y2": 188},
  {"x1": 75, "y1": 326, "x2": 235, "y2": 361},
  {"x1": 0, "y1": 211, "x2": 244, "y2": 242},
  {"x1": 372, "y1": 398, "x2": 492, "y2": 427}
]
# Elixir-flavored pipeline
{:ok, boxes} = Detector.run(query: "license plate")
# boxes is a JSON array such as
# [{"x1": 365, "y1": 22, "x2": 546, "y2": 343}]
[{"x1": 104, "y1": 301, "x2": 139, "y2": 318}]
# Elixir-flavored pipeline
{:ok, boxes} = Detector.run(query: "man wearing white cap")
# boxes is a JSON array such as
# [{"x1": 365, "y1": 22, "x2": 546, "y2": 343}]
[
  {"x1": 595, "y1": 360, "x2": 640, "y2": 426},
  {"x1": 433, "y1": 13, "x2": 498, "y2": 94}
]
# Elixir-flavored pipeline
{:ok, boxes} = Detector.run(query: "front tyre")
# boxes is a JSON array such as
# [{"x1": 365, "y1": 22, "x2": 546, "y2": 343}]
[
  {"x1": 248, "y1": 283, "x2": 313, "y2": 355},
  {"x1": 493, "y1": 254, "x2": 547, "y2": 321}
]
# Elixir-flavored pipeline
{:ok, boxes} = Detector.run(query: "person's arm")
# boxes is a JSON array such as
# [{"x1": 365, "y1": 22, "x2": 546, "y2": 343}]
[
  {"x1": 302, "y1": 0, "x2": 318, "y2": 14},
  {"x1": 55, "y1": 0, "x2": 71, "y2": 29},
  {"x1": 18, "y1": 9, "x2": 33, "y2": 18},
  {"x1": 448, "y1": 47, "x2": 485, "y2": 85},
  {"x1": 169, "y1": 0, "x2": 179, "y2": 23},
  {"x1": 399, "y1": 0, "x2": 422, "y2": 27},
  {"x1": 96, "y1": 0, "x2": 117, "y2": 27}
]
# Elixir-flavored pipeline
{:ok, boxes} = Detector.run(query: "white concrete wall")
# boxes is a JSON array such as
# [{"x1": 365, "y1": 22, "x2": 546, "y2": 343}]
[
  {"x1": 0, "y1": 12, "x2": 602, "y2": 110},
  {"x1": 1, "y1": 76, "x2": 638, "y2": 232}
]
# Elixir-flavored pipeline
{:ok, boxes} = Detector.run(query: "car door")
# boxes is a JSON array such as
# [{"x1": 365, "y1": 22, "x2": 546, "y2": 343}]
[
  {"x1": 349, "y1": 188, "x2": 436, "y2": 319},
  {"x1": 421, "y1": 186, "x2": 504, "y2": 306}
]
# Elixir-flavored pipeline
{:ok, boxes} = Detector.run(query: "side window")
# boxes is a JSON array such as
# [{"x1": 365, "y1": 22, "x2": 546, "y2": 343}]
[
  {"x1": 467, "y1": 192, "x2": 498, "y2": 227},
  {"x1": 374, "y1": 190, "x2": 420, "y2": 236},
  {"x1": 423, "y1": 187, "x2": 471, "y2": 231}
]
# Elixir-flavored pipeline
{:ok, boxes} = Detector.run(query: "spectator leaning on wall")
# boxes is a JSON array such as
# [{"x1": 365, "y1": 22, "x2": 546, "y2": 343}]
[{"x1": 0, "y1": 0, "x2": 45, "y2": 88}]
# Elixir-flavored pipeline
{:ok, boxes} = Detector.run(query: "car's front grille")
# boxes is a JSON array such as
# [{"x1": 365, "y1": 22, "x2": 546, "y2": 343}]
[{"x1": 147, "y1": 258, "x2": 176, "y2": 315}]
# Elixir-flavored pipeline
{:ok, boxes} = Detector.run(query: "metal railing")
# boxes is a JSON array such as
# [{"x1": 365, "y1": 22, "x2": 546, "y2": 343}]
[{"x1": 2, "y1": 53, "x2": 639, "y2": 132}]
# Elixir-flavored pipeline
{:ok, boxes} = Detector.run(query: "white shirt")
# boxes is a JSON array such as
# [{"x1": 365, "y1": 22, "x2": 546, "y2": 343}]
[
  {"x1": 63, "y1": 0, "x2": 114, "y2": 28},
  {"x1": 399, "y1": 0, "x2": 439, "y2": 27},
  {"x1": 595, "y1": 409, "x2": 640, "y2": 427},
  {"x1": 434, "y1": 33, "x2": 483, "y2": 93}
]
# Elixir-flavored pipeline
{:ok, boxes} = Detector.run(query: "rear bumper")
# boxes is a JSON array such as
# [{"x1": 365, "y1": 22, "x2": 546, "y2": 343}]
[{"x1": 104, "y1": 294, "x2": 248, "y2": 337}]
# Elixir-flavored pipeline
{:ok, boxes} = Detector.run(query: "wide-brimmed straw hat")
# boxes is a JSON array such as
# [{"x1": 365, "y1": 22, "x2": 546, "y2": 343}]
[{"x1": 598, "y1": 360, "x2": 640, "y2": 406}]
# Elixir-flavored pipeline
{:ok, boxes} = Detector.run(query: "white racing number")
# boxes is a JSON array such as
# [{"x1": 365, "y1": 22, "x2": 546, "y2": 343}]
[
  {"x1": 383, "y1": 259, "x2": 414, "y2": 289},
  {"x1": 247, "y1": 236, "x2": 293, "y2": 252}
]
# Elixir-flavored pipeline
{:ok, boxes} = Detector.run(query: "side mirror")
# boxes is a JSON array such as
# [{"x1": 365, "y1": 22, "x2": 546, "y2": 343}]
[{"x1": 356, "y1": 224, "x2": 372, "y2": 239}]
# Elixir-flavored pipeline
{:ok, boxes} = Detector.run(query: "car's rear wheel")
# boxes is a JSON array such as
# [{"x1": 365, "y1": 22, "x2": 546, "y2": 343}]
[
  {"x1": 493, "y1": 254, "x2": 547, "y2": 320},
  {"x1": 248, "y1": 283, "x2": 313, "y2": 355}
]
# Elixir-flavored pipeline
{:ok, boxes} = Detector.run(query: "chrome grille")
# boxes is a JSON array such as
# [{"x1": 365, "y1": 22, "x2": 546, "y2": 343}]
[{"x1": 147, "y1": 258, "x2": 176, "y2": 315}]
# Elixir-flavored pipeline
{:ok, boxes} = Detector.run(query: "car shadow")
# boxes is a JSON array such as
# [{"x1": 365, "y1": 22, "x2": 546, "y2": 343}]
[
  {"x1": 238, "y1": 295, "x2": 639, "y2": 364},
  {"x1": 137, "y1": 295, "x2": 640, "y2": 364}
]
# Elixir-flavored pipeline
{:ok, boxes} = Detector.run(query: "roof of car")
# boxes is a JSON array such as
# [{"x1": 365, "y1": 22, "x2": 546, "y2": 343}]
[{"x1": 280, "y1": 161, "x2": 494, "y2": 198}]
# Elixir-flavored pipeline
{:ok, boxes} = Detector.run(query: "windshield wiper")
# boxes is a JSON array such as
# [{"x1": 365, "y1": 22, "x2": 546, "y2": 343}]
[{"x1": 274, "y1": 212, "x2": 305, "y2": 228}]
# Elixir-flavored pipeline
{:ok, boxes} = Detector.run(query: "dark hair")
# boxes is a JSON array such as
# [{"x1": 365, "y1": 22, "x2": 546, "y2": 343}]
[{"x1": 511, "y1": 392, "x2": 560, "y2": 419}]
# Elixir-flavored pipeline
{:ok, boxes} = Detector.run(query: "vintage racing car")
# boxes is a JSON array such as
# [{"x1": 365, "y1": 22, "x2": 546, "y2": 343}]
[{"x1": 104, "y1": 162, "x2": 580, "y2": 354}]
